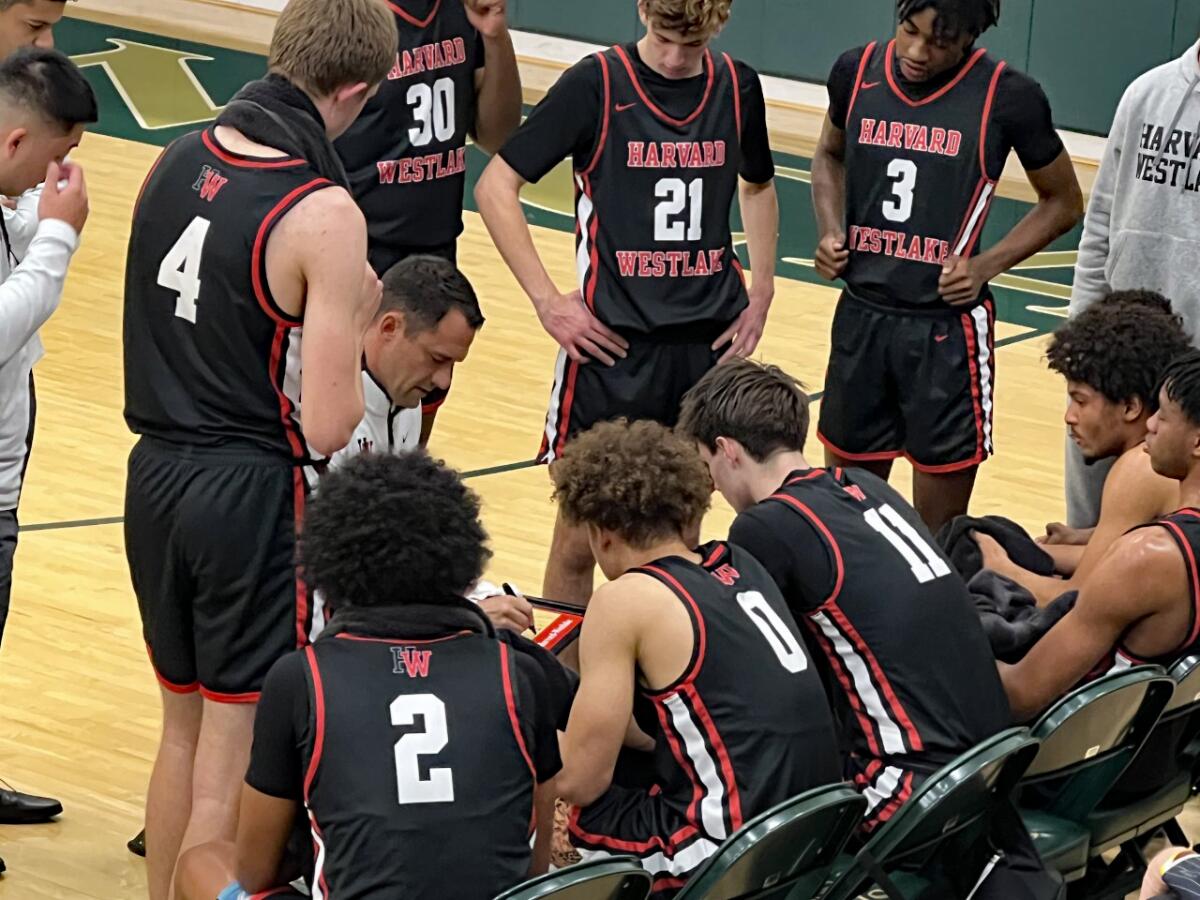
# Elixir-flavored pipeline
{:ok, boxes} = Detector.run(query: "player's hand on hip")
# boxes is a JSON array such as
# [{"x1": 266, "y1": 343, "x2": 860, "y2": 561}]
[
  {"x1": 939, "y1": 255, "x2": 985, "y2": 305},
  {"x1": 814, "y1": 232, "x2": 849, "y2": 281},
  {"x1": 478, "y1": 593, "x2": 534, "y2": 633},
  {"x1": 462, "y1": 0, "x2": 508, "y2": 37},
  {"x1": 38, "y1": 161, "x2": 88, "y2": 233},
  {"x1": 537, "y1": 290, "x2": 629, "y2": 366},
  {"x1": 715, "y1": 283, "x2": 773, "y2": 363}
]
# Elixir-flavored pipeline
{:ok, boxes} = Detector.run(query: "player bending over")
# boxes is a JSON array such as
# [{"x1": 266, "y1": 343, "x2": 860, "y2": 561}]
[
  {"x1": 551, "y1": 420, "x2": 839, "y2": 896},
  {"x1": 175, "y1": 454, "x2": 561, "y2": 900},
  {"x1": 811, "y1": 0, "x2": 1083, "y2": 532}
]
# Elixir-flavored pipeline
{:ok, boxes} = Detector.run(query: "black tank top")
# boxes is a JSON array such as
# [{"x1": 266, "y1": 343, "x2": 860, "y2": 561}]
[
  {"x1": 301, "y1": 633, "x2": 537, "y2": 899},
  {"x1": 334, "y1": 0, "x2": 481, "y2": 259},
  {"x1": 843, "y1": 40, "x2": 1006, "y2": 310},
  {"x1": 575, "y1": 45, "x2": 748, "y2": 334},
  {"x1": 630, "y1": 542, "x2": 839, "y2": 841},
  {"x1": 766, "y1": 468, "x2": 1011, "y2": 767},
  {"x1": 123, "y1": 128, "x2": 334, "y2": 461}
]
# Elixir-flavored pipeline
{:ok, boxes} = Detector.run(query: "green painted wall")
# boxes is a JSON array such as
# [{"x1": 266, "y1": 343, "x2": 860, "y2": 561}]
[{"x1": 510, "y1": 1, "x2": 1200, "y2": 136}]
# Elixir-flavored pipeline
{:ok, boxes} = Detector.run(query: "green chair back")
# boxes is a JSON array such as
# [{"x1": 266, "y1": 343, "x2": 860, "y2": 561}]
[
  {"x1": 674, "y1": 784, "x2": 866, "y2": 900},
  {"x1": 494, "y1": 857, "x2": 652, "y2": 900}
]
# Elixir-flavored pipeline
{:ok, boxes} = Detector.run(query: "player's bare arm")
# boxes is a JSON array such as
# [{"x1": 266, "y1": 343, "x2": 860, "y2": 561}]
[
  {"x1": 715, "y1": 176, "x2": 778, "y2": 362},
  {"x1": 475, "y1": 155, "x2": 628, "y2": 366},
  {"x1": 267, "y1": 188, "x2": 381, "y2": 456},
  {"x1": 557, "y1": 578, "x2": 646, "y2": 806},
  {"x1": 232, "y1": 786, "x2": 298, "y2": 893},
  {"x1": 811, "y1": 114, "x2": 849, "y2": 281},
  {"x1": 465, "y1": 0, "x2": 521, "y2": 153},
  {"x1": 939, "y1": 150, "x2": 1083, "y2": 305},
  {"x1": 998, "y1": 527, "x2": 1182, "y2": 721}
]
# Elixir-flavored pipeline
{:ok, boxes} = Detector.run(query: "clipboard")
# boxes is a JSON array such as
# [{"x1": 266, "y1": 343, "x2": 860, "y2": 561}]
[{"x1": 525, "y1": 594, "x2": 586, "y2": 655}]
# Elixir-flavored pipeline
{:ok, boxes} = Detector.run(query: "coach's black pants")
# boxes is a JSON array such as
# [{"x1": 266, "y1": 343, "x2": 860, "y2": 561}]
[{"x1": 0, "y1": 508, "x2": 18, "y2": 648}]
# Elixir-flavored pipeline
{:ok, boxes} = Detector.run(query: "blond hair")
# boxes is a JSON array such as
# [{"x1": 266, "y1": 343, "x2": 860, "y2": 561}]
[
  {"x1": 640, "y1": 0, "x2": 733, "y2": 37},
  {"x1": 269, "y1": 0, "x2": 397, "y2": 97}
]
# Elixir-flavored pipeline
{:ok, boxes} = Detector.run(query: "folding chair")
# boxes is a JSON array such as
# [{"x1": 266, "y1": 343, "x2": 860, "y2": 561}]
[
  {"x1": 1017, "y1": 665, "x2": 1176, "y2": 885},
  {"x1": 495, "y1": 857, "x2": 652, "y2": 900},
  {"x1": 674, "y1": 784, "x2": 866, "y2": 900},
  {"x1": 820, "y1": 727, "x2": 1041, "y2": 900}
]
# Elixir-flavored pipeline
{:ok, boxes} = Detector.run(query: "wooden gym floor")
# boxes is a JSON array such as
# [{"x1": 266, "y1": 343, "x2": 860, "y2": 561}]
[{"x1": 0, "y1": 11, "x2": 1180, "y2": 899}]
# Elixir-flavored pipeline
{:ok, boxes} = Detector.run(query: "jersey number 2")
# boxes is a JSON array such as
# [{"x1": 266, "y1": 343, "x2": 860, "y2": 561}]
[
  {"x1": 737, "y1": 591, "x2": 808, "y2": 673},
  {"x1": 654, "y1": 177, "x2": 703, "y2": 241},
  {"x1": 391, "y1": 693, "x2": 454, "y2": 804},
  {"x1": 157, "y1": 216, "x2": 212, "y2": 324},
  {"x1": 408, "y1": 78, "x2": 456, "y2": 147},
  {"x1": 882, "y1": 159, "x2": 917, "y2": 223}
]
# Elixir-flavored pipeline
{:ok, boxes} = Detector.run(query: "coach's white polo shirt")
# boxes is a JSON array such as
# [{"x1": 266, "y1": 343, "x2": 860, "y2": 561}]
[{"x1": 326, "y1": 368, "x2": 421, "y2": 470}]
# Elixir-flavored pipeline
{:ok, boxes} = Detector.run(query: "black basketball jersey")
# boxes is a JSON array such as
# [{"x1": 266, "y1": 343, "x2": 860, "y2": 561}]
[
  {"x1": 124, "y1": 128, "x2": 334, "y2": 461},
  {"x1": 575, "y1": 46, "x2": 748, "y2": 334},
  {"x1": 301, "y1": 633, "x2": 538, "y2": 899},
  {"x1": 334, "y1": 0, "x2": 481, "y2": 256},
  {"x1": 1107, "y1": 508, "x2": 1200, "y2": 670},
  {"x1": 763, "y1": 469, "x2": 1010, "y2": 767},
  {"x1": 843, "y1": 40, "x2": 1007, "y2": 309},
  {"x1": 631, "y1": 542, "x2": 839, "y2": 839}
]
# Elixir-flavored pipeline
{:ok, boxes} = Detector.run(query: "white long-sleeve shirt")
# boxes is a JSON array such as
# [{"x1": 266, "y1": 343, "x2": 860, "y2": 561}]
[{"x1": 0, "y1": 204, "x2": 79, "y2": 511}]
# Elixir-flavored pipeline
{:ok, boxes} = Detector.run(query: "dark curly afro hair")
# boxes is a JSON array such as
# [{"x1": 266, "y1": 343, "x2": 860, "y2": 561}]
[{"x1": 298, "y1": 452, "x2": 491, "y2": 609}]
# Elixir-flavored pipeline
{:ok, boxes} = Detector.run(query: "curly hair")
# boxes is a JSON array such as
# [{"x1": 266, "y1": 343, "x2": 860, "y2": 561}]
[
  {"x1": 677, "y1": 359, "x2": 810, "y2": 460},
  {"x1": 299, "y1": 453, "x2": 492, "y2": 609},
  {"x1": 551, "y1": 420, "x2": 712, "y2": 548},
  {"x1": 898, "y1": 0, "x2": 1000, "y2": 40},
  {"x1": 640, "y1": 0, "x2": 732, "y2": 37},
  {"x1": 1046, "y1": 291, "x2": 1191, "y2": 410}
]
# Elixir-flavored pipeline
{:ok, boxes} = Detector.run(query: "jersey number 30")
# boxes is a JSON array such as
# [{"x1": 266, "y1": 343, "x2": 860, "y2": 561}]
[
  {"x1": 157, "y1": 216, "x2": 212, "y2": 324},
  {"x1": 391, "y1": 693, "x2": 454, "y2": 804}
]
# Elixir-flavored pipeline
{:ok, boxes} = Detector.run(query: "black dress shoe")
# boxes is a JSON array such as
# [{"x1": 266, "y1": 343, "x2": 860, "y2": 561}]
[
  {"x1": 128, "y1": 828, "x2": 146, "y2": 857},
  {"x1": 0, "y1": 853, "x2": 6, "y2": 874},
  {"x1": 0, "y1": 788, "x2": 62, "y2": 824}
]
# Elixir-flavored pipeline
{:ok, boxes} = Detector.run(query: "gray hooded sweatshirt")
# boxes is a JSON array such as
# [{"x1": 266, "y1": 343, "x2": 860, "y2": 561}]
[{"x1": 1070, "y1": 40, "x2": 1200, "y2": 340}]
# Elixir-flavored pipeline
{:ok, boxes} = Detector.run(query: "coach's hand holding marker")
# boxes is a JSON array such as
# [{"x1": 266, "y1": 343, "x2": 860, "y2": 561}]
[
  {"x1": 535, "y1": 287, "x2": 628, "y2": 367},
  {"x1": 38, "y1": 161, "x2": 87, "y2": 235},
  {"x1": 814, "y1": 231, "x2": 849, "y2": 281}
]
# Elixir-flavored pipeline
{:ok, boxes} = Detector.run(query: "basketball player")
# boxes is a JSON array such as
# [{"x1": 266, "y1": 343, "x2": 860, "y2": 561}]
[
  {"x1": 551, "y1": 420, "x2": 839, "y2": 895},
  {"x1": 174, "y1": 453, "x2": 561, "y2": 900},
  {"x1": 812, "y1": 0, "x2": 1084, "y2": 533},
  {"x1": 976, "y1": 292, "x2": 1191, "y2": 605},
  {"x1": 121, "y1": 2, "x2": 396, "y2": 897},
  {"x1": 1001, "y1": 350, "x2": 1200, "y2": 722},
  {"x1": 677, "y1": 360, "x2": 1010, "y2": 834},
  {"x1": 0, "y1": 1, "x2": 67, "y2": 55},
  {"x1": 335, "y1": 0, "x2": 520, "y2": 443},
  {"x1": 476, "y1": 0, "x2": 780, "y2": 606}
]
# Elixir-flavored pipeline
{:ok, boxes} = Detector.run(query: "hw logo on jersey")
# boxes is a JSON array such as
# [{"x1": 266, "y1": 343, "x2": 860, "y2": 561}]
[
  {"x1": 192, "y1": 165, "x2": 228, "y2": 203},
  {"x1": 842, "y1": 484, "x2": 867, "y2": 502},
  {"x1": 711, "y1": 564, "x2": 740, "y2": 586},
  {"x1": 391, "y1": 646, "x2": 432, "y2": 678}
]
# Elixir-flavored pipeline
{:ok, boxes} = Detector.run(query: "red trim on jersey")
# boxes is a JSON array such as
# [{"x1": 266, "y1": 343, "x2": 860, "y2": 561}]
[
  {"x1": 768, "y1": 493, "x2": 845, "y2": 605},
  {"x1": 309, "y1": 812, "x2": 331, "y2": 900},
  {"x1": 961, "y1": 187, "x2": 997, "y2": 260},
  {"x1": 302, "y1": 645, "x2": 327, "y2": 802},
  {"x1": 682, "y1": 684, "x2": 744, "y2": 832},
  {"x1": 785, "y1": 469, "x2": 827, "y2": 486},
  {"x1": 731, "y1": 255, "x2": 746, "y2": 287},
  {"x1": 702, "y1": 544, "x2": 725, "y2": 568},
  {"x1": 251, "y1": 178, "x2": 332, "y2": 328},
  {"x1": 293, "y1": 468, "x2": 309, "y2": 648},
  {"x1": 567, "y1": 795, "x2": 699, "y2": 854},
  {"x1": 333, "y1": 631, "x2": 472, "y2": 644},
  {"x1": 950, "y1": 178, "x2": 987, "y2": 257},
  {"x1": 655, "y1": 875, "x2": 690, "y2": 891},
  {"x1": 133, "y1": 142, "x2": 173, "y2": 219},
  {"x1": 865, "y1": 770, "x2": 914, "y2": 832},
  {"x1": 145, "y1": 643, "x2": 199, "y2": 694},
  {"x1": 249, "y1": 888, "x2": 299, "y2": 899},
  {"x1": 388, "y1": 0, "x2": 442, "y2": 27},
  {"x1": 653, "y1": 695, "x2": 707, "y2": 838},
  {"x1": 845, "y1": 41, "x2": 878, "y2": 125},
  {"x1": 264, "y1": 327, "x2": 304, "y2": 459},
  {"x1": 579, "y1": 53, "x2": 612, "y2": 177},
  {"x1": 199, "y1": 687, "x2": 260, "y2": 704},
  {"x1": 583, "y1": 176, "x2": 602, "y2": 311},
  {"x1": 806, "y1": 619, "x2": 884, "y2": 757},
  {"x1": 884, "y1": 42, "x2": 988, "y2": 108},
  {"x1": 816, "y1": 431, "x2": 903, "y2": 463},
  {"x1": 499, "y1": 642, "x2": 537, "y2": 780},
  {"x1": 1126, "y1": 519, "x2": 1200, "y2": 658},
  {"x1": 959, "y1": 309, "x2": 986, "y2": 465},
  {"x1": 612, "y1": 44, "x2": 715, "y2": 127},
  {"x1": 201, "y1": 129, "x2": 306, "y2": 169},
  {"x1": 906, "y1": 453, "x2": 985, "y2": 474},
  {"x1": 723, "y1": 53, "x2": 742, "y2": 140},
  {"x1": 640, "y1": 565, "x2": 708, "y2": 689},
  {"x1": 977, "y1": 61, "x2": 1008, "y2": 179},
  {"x1": 551, "y1": 359, "x2": 580, "y2": 460}
]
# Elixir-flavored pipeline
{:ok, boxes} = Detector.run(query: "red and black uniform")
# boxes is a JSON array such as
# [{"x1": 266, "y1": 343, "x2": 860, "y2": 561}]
[
  {"x1": 818, "y1": 40, "x2": 1063, "y2": 471},
  {"x1": 246, "y1": 630, "x2": 561, "y2": 899},
  {"x1": 499, "y1": 44, "x2": 774, "y2": 462},
  {"x1": 123, "y1": 127, "x2": 333, "y2": 700},
  {"x1": 728, "y1": 468, "x2": 1010, "y2": 832},
  {"x1": 570, "y1": 542, "x2": 839, "y2": 896}
]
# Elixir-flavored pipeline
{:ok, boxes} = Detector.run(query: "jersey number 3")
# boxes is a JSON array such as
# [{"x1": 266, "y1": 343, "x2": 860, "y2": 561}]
[
  {"x1": 882, "y1": 159, "x2": 917, "y2": 224},
  {"x1": 157, "y1": 216, "x2": 212, "y2": 324},
  {"x1": 391, "y1": 693, "x2": 454, "y2": 804}
]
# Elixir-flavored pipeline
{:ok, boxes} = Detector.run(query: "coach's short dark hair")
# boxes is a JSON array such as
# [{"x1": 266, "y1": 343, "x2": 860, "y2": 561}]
[
  {"x1": 1046, "y1": 291, "x2": 1192, "y2": 412},
  {"x1": 898, "y1": 0, "x2": 1000, "y2": 40},
  {"x1": 677, "y1": 359, "x2": 810, "y2": 461},
  {"x1": 299, "y1": 453, "x2": 492, "y2": 609},
  {"x1": 380, "y1": 256, "x2": 485, "y2": 335},
  {"x1": 0, "y1": 48, "x2": 97, "y2": 132},
  {"x1": 1161, "y1": 351, "x2": 1200, "y2": 430}
]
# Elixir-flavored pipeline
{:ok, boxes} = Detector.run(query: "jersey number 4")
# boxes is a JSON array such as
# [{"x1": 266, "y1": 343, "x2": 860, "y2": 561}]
[
  {"x1": 157, "y1": 216, "x2": 212, "y2": 324},
  {"x1": 391, "y1": 693, "x2": 454, "y2": 804}
]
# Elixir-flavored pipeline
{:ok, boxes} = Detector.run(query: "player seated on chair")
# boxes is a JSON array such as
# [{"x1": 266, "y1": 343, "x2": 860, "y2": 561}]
[
  {"x1": 975, "y1": 291, "x2": 1192, "y2": 605},
  {"x1": 1002, "y1": 350, "x2": 1200, "y2": 722},
  {"x1": 677, "y1": 359, "x2": 1011, "y2": 834},
  {"x1": 175, "y1": 454, "x2": 562, "y2": 900},
  {"x1": 550, "y1": 420, "x2": 840, "y2": 897}
]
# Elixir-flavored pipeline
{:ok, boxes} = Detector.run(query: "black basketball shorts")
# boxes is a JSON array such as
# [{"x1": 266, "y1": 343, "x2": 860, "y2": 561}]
[
  {"x1": 124, "y1": 437, "x2": 313, "y2": 703},
  {"x1": 817, "y1": 291, "x2": 996, "y2": 472},
  {"x1": 538, "y1": 324, "x2": 725, "y2": 463}
]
